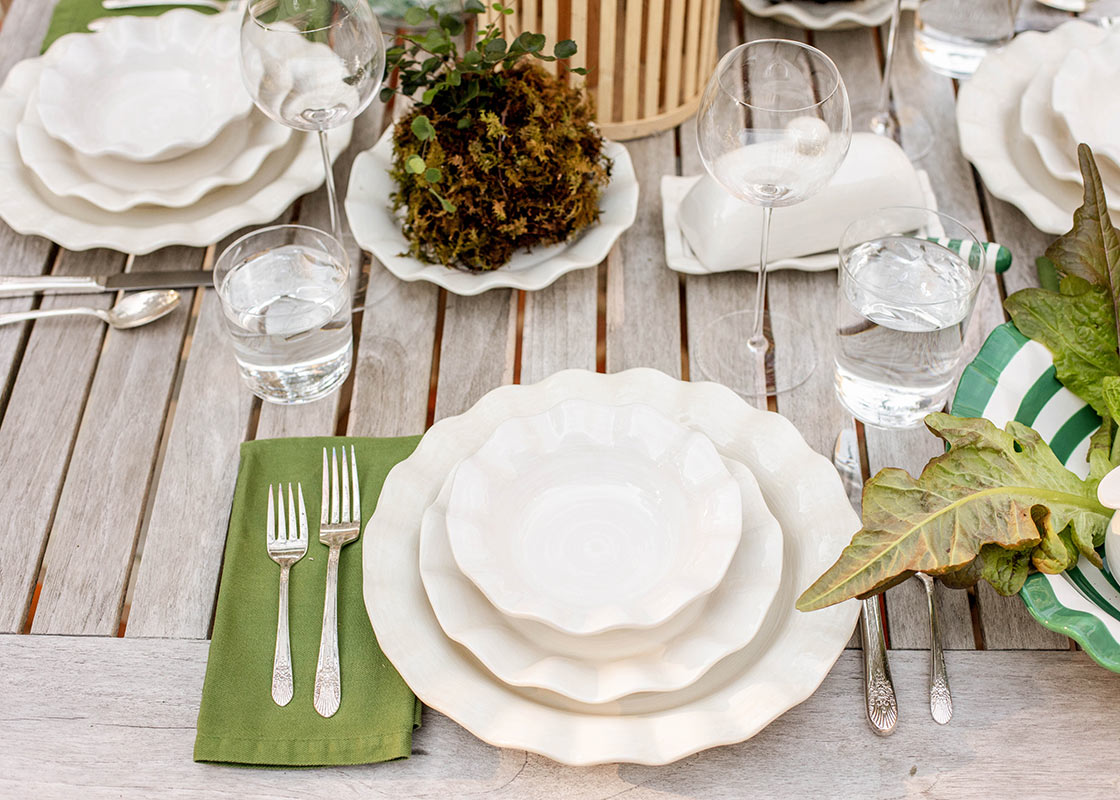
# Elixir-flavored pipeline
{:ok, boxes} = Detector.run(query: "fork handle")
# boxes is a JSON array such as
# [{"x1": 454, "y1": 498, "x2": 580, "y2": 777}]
[
  {"x1": 314, "y1": 545, "x2": 342, "y2": 718},
  {"x1": 860, "y1": 597, "x2": 897, "y2": 736},
  {"x1": 271, "y1": 564, "x2": 294, "y2": 706},
  {"x1": 924, "y1": 576, "x2": 953, "y2": 724}
]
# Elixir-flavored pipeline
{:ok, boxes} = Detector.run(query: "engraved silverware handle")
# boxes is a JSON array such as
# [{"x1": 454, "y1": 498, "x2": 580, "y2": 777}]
[
  {"x1": 920, "y1": 573, "x2": 953, "y2": 724},
  {"x1": 102, "y1": 0, "x2": 227, "y2": 10},
  {"x1": 0, "y1": 276, "x2": 105, "y2": 296},
  {"x1": 0, "y1": 307, "x2": 104, "y2": 327},
  {"x1": 860, "y1": 597, "x2": 897, "y2": 736},
  {"x1": 313, "y1": 544, "x2": 342, "y2": 718},
  {"x1": 271, "y1": 564, "x2": 294, "y2": 706}
]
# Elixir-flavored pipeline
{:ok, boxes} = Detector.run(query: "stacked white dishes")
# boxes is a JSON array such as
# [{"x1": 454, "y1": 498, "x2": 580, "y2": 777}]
[
  {"x1": 364, "y1": 368, "x2": 861, "y2": 765},
  {"x1": 0, "y1": 10, "x2": 351, "y2": 254},
  {"x1": 958, "y1": 21, "x2": 1120, "y2": 234}
]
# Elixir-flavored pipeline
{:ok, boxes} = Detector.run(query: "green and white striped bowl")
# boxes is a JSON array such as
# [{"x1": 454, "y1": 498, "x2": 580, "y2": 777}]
[{"x1": 953, "y1": 322, "x2": 1120, "y2": 671}]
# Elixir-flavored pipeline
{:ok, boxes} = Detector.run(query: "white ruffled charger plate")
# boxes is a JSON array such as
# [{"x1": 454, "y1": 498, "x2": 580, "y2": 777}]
[
  {"x1": 363, "y1": 368, "x2": 860, "y2": 766},
  {"x1": 345, "y1": 128, "x2": 639, "y2": 295},
  {"x1": 739, "y1": 0, "x2": 917, "y2": 30},
  {"x1": 421, "y1": 454, "x2": 783, "y2": 704},
  {"x1": 18, "y1": 88, "x2": 290, "y2": 211},
  {"x1": 958, "y1": 21, "x2": 1108, "y2": 235},
  {"x1": 0, "y1": 56, "x2": 349, "y2": 254},
  {"x1": 1052, "y1": 30, "x2": 1120, "y2": 171},
  {"x1": 445, "y1": 399, "x2": 743, "y2": 635}
]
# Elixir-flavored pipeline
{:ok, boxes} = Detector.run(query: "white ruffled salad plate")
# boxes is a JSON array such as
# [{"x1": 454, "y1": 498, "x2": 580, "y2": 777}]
[
  {"x1": 0, "y1": 56, "x2": 349, "y2": 254},
  {"x1": 363, "y1": 368, "x2": 860, "y2": 766},
  {"x1": 37, "y1": 10, "x2": 251, "y2": 162},
  {"x1": 345, "y1": 128, "x2": 639, "y2": 295},
  {"x1": 420, "y1": 454, "x2": 784, "y2": 704},
  {"x1": 445, "y1": 399, "x2": 743, "y2": 635},
  {"x1": 36, "y1": 10, "x2": 249, "y2": 162},
  {"x1": 18, "y1": 91, "x2": 290, "y2": 212},
  {"x1": 1052, "y1": 30, "x2": 1120, "y2": 172},
  {"x1": 958, "y1": 21, "x2": 1110, "y2": 235}
]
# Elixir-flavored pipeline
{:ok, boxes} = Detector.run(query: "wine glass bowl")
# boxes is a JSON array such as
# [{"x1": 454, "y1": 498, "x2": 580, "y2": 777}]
[
  {"x1": 239, "y1": 0, "x2": 385, "y2": 264},
  {"x1": 697, "y1": 42, "x2": 850, "y2": 209},
  {"x1": 693, "y1": 40, "x2": 851, "y2": 398}
]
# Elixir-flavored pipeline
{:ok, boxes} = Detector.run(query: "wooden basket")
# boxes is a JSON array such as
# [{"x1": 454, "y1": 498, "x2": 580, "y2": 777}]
[{"x1": 485, "y1": 1, "x2": 721, "y2": 140}]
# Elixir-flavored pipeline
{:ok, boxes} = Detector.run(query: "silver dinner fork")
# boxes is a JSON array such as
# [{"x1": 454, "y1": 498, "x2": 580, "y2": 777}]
[
  {"x1": 266, "y1": 482, "x2": 308, "y2": 707},
  {"x1": 313, "y1": 446, "x2": 361, "y2": 718}
]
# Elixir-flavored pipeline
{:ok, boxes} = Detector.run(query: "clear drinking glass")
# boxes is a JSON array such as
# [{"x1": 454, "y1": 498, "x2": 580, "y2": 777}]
[
  {"x1": 835, "y1": 207, "x2": 984, "y2": 428},
  {"x1": 239, "y1": 0, "x2": 385, "y2": 264},
  {"x1": 215, "y1": 224, "x2": 353, "y2": 404},
  {"x1": 693, "y1": 39, "x2": 851, "y2": 398},
  {"x1": 914, "y1": 0, "x2": 1021, "y2": 80},
  {"x1": 852, "y1": 0, "x2": 932, "y2": 160}
]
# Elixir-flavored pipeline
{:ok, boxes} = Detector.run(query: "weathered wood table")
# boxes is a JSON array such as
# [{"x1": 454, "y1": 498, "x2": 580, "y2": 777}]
[{"x1": 2, "y1": 1, "x2": 1119, "y2": 797}]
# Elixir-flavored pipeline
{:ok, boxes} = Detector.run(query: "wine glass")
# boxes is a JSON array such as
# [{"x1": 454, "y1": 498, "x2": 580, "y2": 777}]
[
  {"x1": 852, "y1": 0, "x2": 932, "y2": 160},
  {"x1": 239, "y1": 0, "x2": 385, "y2": 264},
  {"x1": 693, "y1": 39, "x2": 851, "y2": 398}
]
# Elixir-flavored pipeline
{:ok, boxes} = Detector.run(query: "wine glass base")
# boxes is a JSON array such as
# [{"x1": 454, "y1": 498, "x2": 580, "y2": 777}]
[
  {"x1": 851, "y1": 102, "x2": 934, "y2": 162},
  {"x1": 692, "y1": 310, "x2": 817, "y2": 399}
]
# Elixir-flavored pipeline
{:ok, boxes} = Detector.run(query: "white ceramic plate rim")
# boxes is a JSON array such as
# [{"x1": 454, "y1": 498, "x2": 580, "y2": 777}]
[
  {"x1": 363, "y1": 367, "x2": 860, "y2": 766},
  {"x1": 1052, "y1": 33, "x2": 1120, "y2": 168},
  {"x1": 344, "y1": 128, "x2": 639, "y2": 295},
  {"x1": 420, "y1": 455, "x2": 784, "y2": 704},
  {"x1": 445, "y1": 399, "x2": 744, "y2": 635},
  {"x1": 17, "y1": 94, "x2": 290, "y2": 212},
  {"x1": 37, "y1": 10, "x2": 251, "y2": 161},
  {"x1": 0, "y1": 56, "x2": 349, "y2": 254},
  {"x1": 957, "y1": 21, "x2": 1108, "y2": 235},
  {"x1": 739, "y1": 0, "x2": 917, "y2": 30}
]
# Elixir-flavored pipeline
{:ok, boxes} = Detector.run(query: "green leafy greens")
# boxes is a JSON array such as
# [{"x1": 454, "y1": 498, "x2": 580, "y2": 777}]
[{"x1": 798, "y1": 145, "x2": 1120, "y2": 612}]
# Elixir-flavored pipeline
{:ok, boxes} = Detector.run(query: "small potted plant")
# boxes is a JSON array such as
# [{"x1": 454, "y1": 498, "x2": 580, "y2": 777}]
[{"x1": 380, "y1": 1, "x2": 611, "y2": 272}]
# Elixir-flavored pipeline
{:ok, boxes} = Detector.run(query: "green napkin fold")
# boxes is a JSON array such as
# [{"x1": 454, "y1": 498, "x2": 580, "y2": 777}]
[
  {"x1": 42, "y1": 0, "x2": 219, "y2": 52},
  {"x1": 194, "y1": 435, "x2": 423, "y2": 767}
]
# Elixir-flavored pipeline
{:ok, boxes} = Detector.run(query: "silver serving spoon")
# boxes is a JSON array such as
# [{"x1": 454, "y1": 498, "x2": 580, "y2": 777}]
[{"x1": 0, "y1": 289, "x2": 180, "y2": 329}]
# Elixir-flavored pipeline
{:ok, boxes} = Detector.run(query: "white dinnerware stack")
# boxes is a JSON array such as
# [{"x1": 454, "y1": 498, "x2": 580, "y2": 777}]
[
  {"x1": 0, "y1": 10, "x2": 351, "y2": 254},
  {"x1": 362, "y1": 368, "x2": 862, "y2": 765},
  {"x1": 958, "y1": 21, "x2": 1120, "y2": 234}
]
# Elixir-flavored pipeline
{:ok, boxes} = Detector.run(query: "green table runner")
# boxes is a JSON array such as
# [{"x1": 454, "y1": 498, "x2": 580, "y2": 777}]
[
  {"x1": 194, "y1": 435, "x2": 423, "y2": 767},
  {"x1": 42, "y1": 0, "x2": 220, "y2": 52}
]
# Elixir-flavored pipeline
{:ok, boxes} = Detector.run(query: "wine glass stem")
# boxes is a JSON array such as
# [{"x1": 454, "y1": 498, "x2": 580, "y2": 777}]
[
  {"x1": 871, "y1": 0, "x2": 902, "y2": 138},
  {"x1": 749, "y1": 206, "x2": 773, "y2": 352},
  {"x1": 318, "y1": 129, "x2": 342, "y2": 242}
]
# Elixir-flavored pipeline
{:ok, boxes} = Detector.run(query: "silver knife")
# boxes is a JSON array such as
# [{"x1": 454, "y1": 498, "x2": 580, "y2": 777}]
[
  {"x1": 0, "y1": 271, "x2": 214, "y2": 297},
  {"x1": 833, "y1": 428, "x2": 898, "y2": 737}
]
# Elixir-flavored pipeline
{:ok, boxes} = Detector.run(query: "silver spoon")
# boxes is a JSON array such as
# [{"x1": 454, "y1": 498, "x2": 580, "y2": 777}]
[{"x1": 0, "y1": 289, "x2": 180, "y2": 329}]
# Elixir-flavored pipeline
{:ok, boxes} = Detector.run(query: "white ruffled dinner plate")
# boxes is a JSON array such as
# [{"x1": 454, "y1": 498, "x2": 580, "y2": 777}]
[
  {"x1": 0, "y1": 56, "x2": 349, "y2": 254},
  {"x1": 421, "y1": 455, "x2": 783, "y2": 704},
  {"x1": 1052, "y1": 30, "x2": 1120, "y2": 172},
  {"x1": 344, "y1": 128, "x2": 639, "y2": 295},
  {"x1": 958, "y1": 21, "x2": 1108, "y2": 234},
  {"x1": 363, "y1": 368, "x2": 860, "y2": 766},
  {"x1": 18, "y1": 90, "x2": 290, "y2": 211},
  {"x1": 446, "y1": 399, "x2": 742, "y2": 635},
  {"x1": 37, "y1": 10, "x2": 251, "y2": 162},
  {"x1": 739, "y1": 0, "x2": 917, "y2": 30}
]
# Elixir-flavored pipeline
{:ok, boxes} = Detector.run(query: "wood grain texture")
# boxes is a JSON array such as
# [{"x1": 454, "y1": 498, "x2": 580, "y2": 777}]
[
  {"x1": 3, "y1": 635, "x2": 1120, "y2": 798},
  {"x1": 432, "y1": 289, "x2": 517, "y2": 421},
  {"x1": 0, "y1": 249, "x2": 124, "y2": 633},
  {"x1": 124, "y1": 290, "x2": 255, "y2": 639},
  {"x1": 520, "y1": 267, "x2": 597, "y2": 385},
  {"x1": 605, "y1": 131, "x2": 681, "y2": 377},
  {"x1": 31, "y1": 248, "x2": 200, "y2": 635}
]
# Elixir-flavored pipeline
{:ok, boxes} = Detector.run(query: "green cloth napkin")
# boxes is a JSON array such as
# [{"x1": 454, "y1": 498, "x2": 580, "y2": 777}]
[
  {"x1": 194, "y1": 435, "x2": 423, "y2": 767},
  {"x1": 42, "y1": 0, "x2": 219, "y2": 52}
]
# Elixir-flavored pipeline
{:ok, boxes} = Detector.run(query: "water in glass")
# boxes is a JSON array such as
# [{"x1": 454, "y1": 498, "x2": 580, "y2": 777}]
[
  {"x1": 216, "y1": 226, "x2": 352, "y2": 404},
  {"x1": 835, "y1": 237, "x2": 978, "y2": 428}
]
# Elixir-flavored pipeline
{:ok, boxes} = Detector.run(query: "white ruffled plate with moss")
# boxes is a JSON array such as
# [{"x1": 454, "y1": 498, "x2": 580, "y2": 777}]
[
  {"x1": 953, "y1": 321, "x2": 1120, "y2": 671},
  {"x1": 345, "y1": 128, "x2": 639, "y2": 296}
]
